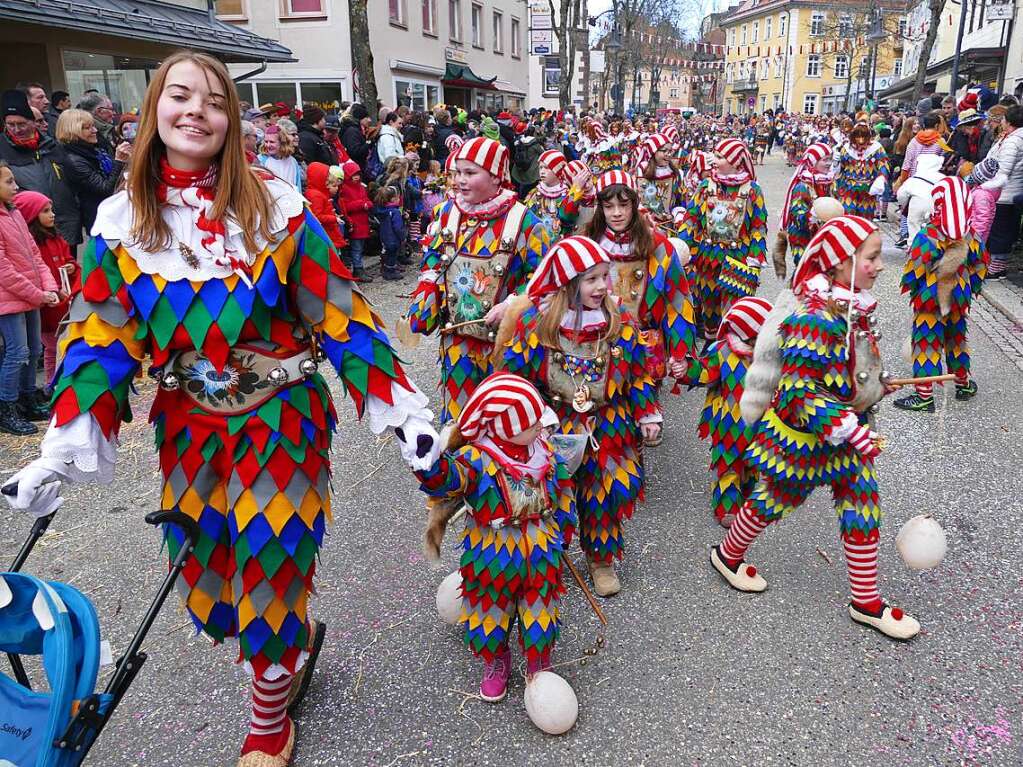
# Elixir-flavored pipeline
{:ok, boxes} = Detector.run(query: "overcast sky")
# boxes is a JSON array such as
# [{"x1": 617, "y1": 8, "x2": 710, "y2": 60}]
[{"x1": 583, "y1": 0, "x2": 723, "y2": 36}]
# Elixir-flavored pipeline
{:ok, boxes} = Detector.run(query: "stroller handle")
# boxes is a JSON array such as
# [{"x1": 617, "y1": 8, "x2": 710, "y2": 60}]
[{"x1": 144, "y1": 510, "x2": 201, "y2": 548}]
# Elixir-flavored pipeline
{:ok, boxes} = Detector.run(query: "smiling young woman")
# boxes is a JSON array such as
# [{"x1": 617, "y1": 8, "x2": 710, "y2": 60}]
[{"x1": 4, "y1": 50, "x2": 439, "y2": 767}]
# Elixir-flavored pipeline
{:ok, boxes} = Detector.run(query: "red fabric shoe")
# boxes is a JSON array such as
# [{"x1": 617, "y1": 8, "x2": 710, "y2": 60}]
[{"x1": 479, "y1": 648, "x2": 511, "y2": 702}]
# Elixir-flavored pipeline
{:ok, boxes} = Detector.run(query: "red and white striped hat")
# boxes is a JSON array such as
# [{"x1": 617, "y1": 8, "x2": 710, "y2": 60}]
[
  {"x1": 538, "y1": 149, "x2": 569, "y2": 182},
  {"x1": 931, "y1": 176, "x2": 972, "y2": 240},
  {"x1": 780, "y1": 142, "x2": 832, "y2": 228},
  {"x1": 792, "y1": 215, "x2": 878, "y2": 292},
  {"x1": 594, "y1": 169, "x2": 638, "y2": 195},
  {"x1": 444, "y1": 150, "x2": 459, "y2": 173},
  {"x1": 714, "y1": 137, "x2": 755, "y2": 180},
  {"x1": 457, "y1": 373, "x2": 546, "y2": 441},
  {"x1": 566, "y1": 159, "x2": 589, "y2": 179},
  {"x1": 717, "y1": 296, "x2": 774, "y2": 342},
  {"x1": 445, "y1": 133, "x2": 464, "y2": 152},
  {"x1": 662, "y1": 126, "x2": 680, "y2": 144},
  {"x1": 527, "y1": 235, "x2": 611, "y2": 303},
  {"x1": 643, "y1": 133, "x2": 670, "y2": 157},
  {"x1": 687, "y1": 151, "x2": 709, "y2": 179},
  {"x1": 453, "y1": 136, "x2": 510, "y2": 181}
]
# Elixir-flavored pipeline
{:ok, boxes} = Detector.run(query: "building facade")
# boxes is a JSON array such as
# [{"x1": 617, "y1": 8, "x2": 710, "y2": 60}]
[{"x1": 721, "y1": 0, "x2": 905, "y2": 115}]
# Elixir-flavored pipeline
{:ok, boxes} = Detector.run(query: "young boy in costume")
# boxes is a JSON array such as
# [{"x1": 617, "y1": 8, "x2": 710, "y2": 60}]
[
  {"x1": 711, "y1": 215, "x2": 921, "y2": 641},
  {"x1": 636, "y1": 133, "x2": 686, "y2": 232},
  {"x1": 894, "y1": 176, "x2": 988, "y2": 413},
  {"x1": 523, "y1": 149, "x2": 571, "y2": 239},
  {"x1": 832, "y1": 122, "x2": 890, "y2": 218},
  {"x1": 773, "y1": 143, "x2": 833, "y2": 278}
]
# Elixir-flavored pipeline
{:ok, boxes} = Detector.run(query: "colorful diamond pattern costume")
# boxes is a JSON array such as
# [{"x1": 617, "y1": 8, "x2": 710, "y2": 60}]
[
  {"x1": 832, "y1": 143, "x2": 889, "y2": 218},
  {"x1": 785, "y1": 179, "x2": 833, "y2": 266}
]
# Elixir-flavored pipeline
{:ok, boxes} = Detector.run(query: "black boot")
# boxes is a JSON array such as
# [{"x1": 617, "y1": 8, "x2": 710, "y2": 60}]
[
  {"x1": 18, "y1": 394, "x2": 50, "y2": 422},
  {"x1": 0, "y1": 400, "x2": 38, "y2": 436},
  {"x1": 353, "y1": 267, "x2": 374, "y2": 283}
]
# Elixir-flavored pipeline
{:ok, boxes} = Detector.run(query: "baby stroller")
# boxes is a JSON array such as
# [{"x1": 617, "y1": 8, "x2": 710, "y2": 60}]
[{"x1": 0, "y1": 498, "x2": 199, "y2": 766}]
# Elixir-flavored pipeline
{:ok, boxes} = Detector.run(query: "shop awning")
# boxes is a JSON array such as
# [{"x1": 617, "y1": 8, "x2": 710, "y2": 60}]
[
  {"x1": 0, "y1": 0, "x2": 294, "y2": 63},
  {"x1": 442, "y1": 63, "x2": 498, "y2": 90},
  {"x1": 880, "y1": 47, "x2": 1005, "y2": 101}
]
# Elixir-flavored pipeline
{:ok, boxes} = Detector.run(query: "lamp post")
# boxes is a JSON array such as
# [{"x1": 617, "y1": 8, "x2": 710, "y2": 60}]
[
  {"x1": 779, "y1": 9, "x2": 791, "y2": 113},
  {"x1": 589, "y1": 8, "x2": 623, "y2": 113}
]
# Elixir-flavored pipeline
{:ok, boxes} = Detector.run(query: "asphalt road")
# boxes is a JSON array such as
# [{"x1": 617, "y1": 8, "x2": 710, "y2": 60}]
[{"x1": 2, "y1": 152, "x2": 1022, "y2": 767}]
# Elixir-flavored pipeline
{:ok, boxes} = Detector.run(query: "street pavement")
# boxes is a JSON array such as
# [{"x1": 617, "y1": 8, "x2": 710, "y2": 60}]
[{"x1": 3, "y1": 152, "x2": 1023, "y2": 767}]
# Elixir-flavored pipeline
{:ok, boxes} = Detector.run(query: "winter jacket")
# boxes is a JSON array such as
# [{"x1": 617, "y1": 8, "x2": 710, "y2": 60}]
[
  {"x1": 896, "y1": 154, "x2": 944, "y2": 244},
  {"x1": 258, "y1": 153, "x2": 303, "y2": 190},
  {"x1": 0, "y1": 205, "x2": 59, "y2": 314},
  {"x1": 402, "y1": 124, "x2": 431, "y2": 168},
  {"x1": 306, "y1": 162, "x2": 347, "y2": 250},
  {"x1": 986, "y1": 127, "x2": 1023, "y2": 204},
  {"x1": 297, "y1": 121, "x2": 336, "y2": 167},
  {"x1": 969, "y1": 186, "x2": 1000, "y2": 243},
  {"x1": 0, "y1": 133, "x2": 81, "y2": 245},
  {"x1": 341, "y1": 117, "x2": 372, "y2": 174},
  {"x1": 374, "y1": 202, "x2": 406, "y2": 253},
  {"x1": 899, "y1": 131, "x2": 945, "y2": 183},
  {"x1": 433, "y1": 123, "x2": 457, "y2": 164},
  {"x1": 510, "y1": 135, "x2": 544, "y2": 188},
  {"x1": 404, "y1": 175, "x2": 424, "y2": 216},
  {"x1": 60, "y1": 140, "x2": 124, "y2": 233},
  {"x1": 377, "y1": 124, "x2": 404, "y2": 167},
  {"x1": 338, "y1": 161, "x2": 373, "y2": 239},
  {"x1": 35, "y1": 234, "x2": 77, "y2": 331}
]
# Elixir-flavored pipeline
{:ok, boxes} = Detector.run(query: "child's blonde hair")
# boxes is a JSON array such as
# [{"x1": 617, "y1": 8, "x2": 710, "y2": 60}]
[{"x1": 535, "y1": 275, "x2": 622, "y2": 349}]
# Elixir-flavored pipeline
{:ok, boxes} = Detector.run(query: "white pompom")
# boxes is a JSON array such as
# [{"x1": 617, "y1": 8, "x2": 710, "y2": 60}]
[
  {"x1": 896, "y1": 514, "x2": 948, "y2": 570},
  {"x1": 812, "y1": 196, "x2": 845, "y2": 223},
  {"x1": 523, "y1": 671, "x2": 578, "y2": 735},
  {"x1": 669, "y1": 237, "x2": 691, "y2": 267},
  {"x1": 435, "y1": 570, "x2": 463, "y2": 624}
]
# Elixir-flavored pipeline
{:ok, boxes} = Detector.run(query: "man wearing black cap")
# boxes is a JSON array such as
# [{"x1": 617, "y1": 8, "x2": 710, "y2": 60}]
[
  {"x1": 0, "y1": 89, "x2": 80, "y2": 248},
  {"x1": 323, "y1": 114, "x2": 349, "y2": 164},
  {"x1": 297, "y1": 105, "x2": 336, "y2": 166}
]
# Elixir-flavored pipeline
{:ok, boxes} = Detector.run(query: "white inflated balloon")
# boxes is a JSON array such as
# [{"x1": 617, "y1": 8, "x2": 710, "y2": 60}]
[
  {"x1": 524, "y1": 671, "x2": 579, "y2": 735},
  {"x1": 435, "y1": 570, "x2": 463, "y2": 624},
  {"x1": 896, "y1": 514, "x2": 948, "y2": 570}
]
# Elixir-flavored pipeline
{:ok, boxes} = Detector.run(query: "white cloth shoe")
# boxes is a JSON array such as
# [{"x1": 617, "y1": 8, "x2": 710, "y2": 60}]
[{"x1": 710, "y1": 546, "x2": 767, "y2": 592}]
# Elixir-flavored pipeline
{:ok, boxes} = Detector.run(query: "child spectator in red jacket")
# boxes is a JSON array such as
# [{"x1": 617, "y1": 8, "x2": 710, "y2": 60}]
[
  {"x1": 338, "y1": 160, "x2": 373, "y2": 282},
  {"x1": 306, "y1": 162, "x2": 348, "y2": 255}
]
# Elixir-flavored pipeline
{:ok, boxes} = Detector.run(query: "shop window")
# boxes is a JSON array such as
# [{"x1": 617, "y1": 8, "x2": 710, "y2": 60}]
[
  {"x1": 543, "y1": 56, "x2": 560, "y2": 95},
  {"x1": 299, "y1": 82, "x2": 343, "y2": 111},
  {"x1": 61, "y1": 50, "x2": 157, "y2": 113},
  {"x1": 254, "y1": 82, "x2": 299, "y2": 111},
  {"x1": 235, "y1": 81, "x2": 255, "y2": 108},
  {"x1": 395, "y1": 79, "x2": 441, "y2": 111}
]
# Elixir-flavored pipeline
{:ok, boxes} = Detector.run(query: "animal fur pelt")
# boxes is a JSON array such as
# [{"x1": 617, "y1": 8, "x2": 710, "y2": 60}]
[
  {"x1": 772, "y1": 231, "x2": 789, "y2": 281},
  {"x1": 490, "y1": 293, "x2": 535, "y2": 369},
  {"x1": 740, "y1": 288, "x2": 799, "y2": 425},
  {"x1": 935, "y1": 238, "x2": 970, "y2": 317},
  {"x1": 423, "y1": 423, "x2": 469, "y2": 563}
]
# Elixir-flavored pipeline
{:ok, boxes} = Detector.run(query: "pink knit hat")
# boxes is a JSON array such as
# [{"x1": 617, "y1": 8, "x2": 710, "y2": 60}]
[{"x1": 13, "y1": 190, "x2": 51, "y2": 224}]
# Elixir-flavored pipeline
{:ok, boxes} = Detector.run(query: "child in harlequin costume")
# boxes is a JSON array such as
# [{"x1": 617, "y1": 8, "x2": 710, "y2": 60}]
[
  {"x1": 678, "y1": 297, "x2": 773, "y2": 528},
  {"x1": 412, "y1": 373, "x2": 577, "y2": 702},
  {"x1": 500, "y1": 236, "x2": 662, "y2": 596},
  {"x1": 832, "y1": 122, "x2": 890, "y2": 219},
  {"x1": 681, "y1": 151, "x2": 711, "y2": 199},
  {"x1": 636, "y1": 133, "x2": 686, "y2": 233},
  {"x1": 407, "y1": 136, "x2": 550, "y2": 422},
  {"x1": 558, "y1": 159, "x2": 597, "y2": 236},
  {"x1": 894, "y1": 177, "x2": 988, "y2": 413},
  {"x1": 772, "y1": 143, "x2": 834, "y2": 279},
  {"x1": 582, "y1": 171, "x2": 697, "y2": 437},
  {"x1": 522, "y1": 149, "x2": 571, "y2": 239},
  {"x1": 711, "y1": 215, "x2": 921, "y2": 641},
  {"x1": 679, "y1": 138, "x2": 768, "y2": 341},
  {"x1": 1, "y1": 53, "x2": 441, "y2": 766}
]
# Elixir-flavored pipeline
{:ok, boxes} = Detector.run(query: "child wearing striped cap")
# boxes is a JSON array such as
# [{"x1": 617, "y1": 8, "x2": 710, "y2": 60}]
[
  {"x1": 636, "y1": 133, "x2": 686, "y2": 232},
  {"x1": 522, "y1": 149, "x2": 571, "y2": 238},
  {"x1": 501, "y1": 236, "x2": 661, "y2": 596},
  {"x1": 712, "y1": 215, "x2": 921, "y2": 641},
  {"x1": 410, "y1": 372, "x2": 577, "y2": 703},
  {"x1": 894, "y1": 176, "x2": 988, "y2": 413}
]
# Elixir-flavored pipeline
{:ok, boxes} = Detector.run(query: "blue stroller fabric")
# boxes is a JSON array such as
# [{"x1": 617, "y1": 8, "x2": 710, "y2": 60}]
[{"x1": 0, "y1": 572, "x2": 110, "y2": 767}]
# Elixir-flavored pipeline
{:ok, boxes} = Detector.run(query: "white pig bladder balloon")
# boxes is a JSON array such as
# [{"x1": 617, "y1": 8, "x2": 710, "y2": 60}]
[
  {"x1": 896, "y1": 515, "x2": 948, "y2": 570},
  {"x1": 524, "y1": 671, "x2": 579, "y2": 735},
  {"x1": 435, "y1": 570, "x2": 463, "y2": 624}
]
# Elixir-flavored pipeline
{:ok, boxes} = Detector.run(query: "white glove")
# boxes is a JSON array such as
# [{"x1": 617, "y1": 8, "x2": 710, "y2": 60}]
[
  {"x1": 745, "y1": 256, "x2": 763, "y2": 268},
  {"x1": 394, "y1": 413, "x2": 442, "y2": 471},
  {"x1": 868, "y1": 176, "x2": 886, "y2": 196},
  {"x1": 2, "y1": 461, "x2": 65, "y2": 518}
]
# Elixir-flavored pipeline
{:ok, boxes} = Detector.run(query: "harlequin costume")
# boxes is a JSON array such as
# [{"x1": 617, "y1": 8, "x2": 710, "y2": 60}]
[
  {"x1": 895, "y1": 177, "x2": 988, "y2": 413},
  {"x1": 407, "y1": 137, "x2": 550, "y2": 422},
  {"x1": 412, "y1": 373, "x2": 576, "y2": 702},
  {"x1": 12, "y1": 160, "x2": 438, "y2": 764},
  {"x1": 502, "y1": 237, "x2": 661, "y2": 596},
  {"x1": 636, "y1": 133, "x2": 686, "y2": 233},
  {"x1": 679, "y1": 139, "x2": 768, "y2": 339},
  {"x1": 557, "y1": 159, "x2": 597, "y2": 237},
  {"x1": 594, "y1": 171, "x2": 698, "y2": 390},
  {"x1": 682, "y1": 297, "x2": 773, "y2": 527},
  {"x1": 711, "y1": 216, "x2": 921, "y2": 641},
  {"x1": 832, "y1": 124, "x2": 890, "y2": 218},
  {"x1": 522, "y1": 150, "x2": 571, "y2": 240},
  {"x1": 773, "y1": 143, "x2": 833, "y2": 278}
]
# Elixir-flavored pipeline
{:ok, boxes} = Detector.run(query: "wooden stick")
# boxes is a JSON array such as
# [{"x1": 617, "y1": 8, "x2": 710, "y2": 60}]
[
  {"x1": 884, "y1": 373, "x2": 957, "y2": 388},
  {"x1": 563, "y1": 556, "x2": 608, "y2": 626},
  {"x1": 439, "y1": 319, "x2": 489, "y2": 335}
]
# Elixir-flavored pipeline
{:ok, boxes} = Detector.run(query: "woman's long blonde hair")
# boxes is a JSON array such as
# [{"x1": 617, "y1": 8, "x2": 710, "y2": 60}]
[
  {"x1": 536, "y1": 274, "x2": 622, "y2": 350},
  {"x1": 127, "y1": 51, "x2": 273, "y2": 253}
]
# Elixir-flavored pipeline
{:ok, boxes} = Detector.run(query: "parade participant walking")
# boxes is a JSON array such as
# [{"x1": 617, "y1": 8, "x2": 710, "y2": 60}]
[
  {"x1": 774, "y1": 142, "x2": 833, "y2": 277},
  {"x1": 558, "y1": 159, "x2": 596, "y2": 235},
  {"x1": 680, "y1": 138, "x2": 768, "y2": 340},
  {"x1": 894, "y1": 177, "x2": 988, "y2": 413},
  {"x1": 636, "y1": 133, "x2": 685, "y2": 232},
  {"x1": 583, "y1": 171, "x2": 697, "y2": 426},
  {"x1": 2, "y1": 53, "x2": 439, "y2": 766},
  {"x1": 832, "y1": 122, "x2": 890, "y2": 218},
  {"x1": 522, "y1": 149, "x2": 570, "y2": 238},
  {"x1": 681, "y1": 296, "x2": 773, "y2": 528},
  {"x1": 712, "y1": 216, "x2": 921, "y2": 641},
  {"x1": 500, "y1": 236, "x2": 661, "y2": 596},
  {"x1": 411, "y1": 373, "x2": 577, "y2": 700},
  {"x1": 407, "y1": 136, "x2": 550, "y2": 422}
]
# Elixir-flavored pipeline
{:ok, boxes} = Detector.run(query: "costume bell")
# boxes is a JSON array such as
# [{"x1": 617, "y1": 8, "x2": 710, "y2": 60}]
[
  {"x1": 407, "y1": 136, "x2": 550, "y2": 422},
  {"x1": 501, "y1": 236, "x2": 662, "y2": 596},
  {"x1": 895, "y1": 176, "x2": 988, "y2": 413},
  {"x1": 680, "y1": 139, "x2": 768, "y2": 339},
  {"x1": 710, "y1": 215, "x2": 921, "y2": 641}
]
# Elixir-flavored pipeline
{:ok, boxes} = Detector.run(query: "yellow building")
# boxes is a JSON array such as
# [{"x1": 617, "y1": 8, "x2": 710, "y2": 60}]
[{"x1": 721, "y1": 0, "x2": 906, "y2": 115}]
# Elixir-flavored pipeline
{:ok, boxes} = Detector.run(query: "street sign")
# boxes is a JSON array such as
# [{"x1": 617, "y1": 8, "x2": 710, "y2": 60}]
[
  {"x1": 530, "y1": 29, "x2": 553, "y2": 55},
  {"x1": 988, "y1": 0, "x2": 1015, "y2": 21},
  {"x1": 531, "y1": 14, "x2": 552, "y2": 29}
]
